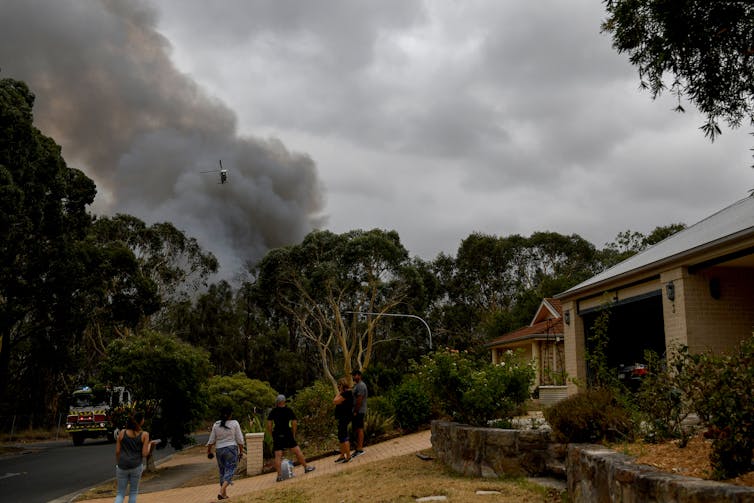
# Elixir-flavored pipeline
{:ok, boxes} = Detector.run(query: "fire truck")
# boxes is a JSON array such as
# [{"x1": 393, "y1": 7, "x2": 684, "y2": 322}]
[{"x1": 65, "y1": 386, "x2": 132, "y2": 446}]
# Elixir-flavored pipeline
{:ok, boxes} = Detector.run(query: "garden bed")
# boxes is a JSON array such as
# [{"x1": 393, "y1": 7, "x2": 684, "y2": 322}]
[{"x1": 619, "y1": 430, "x2": 754, "y2": 488}]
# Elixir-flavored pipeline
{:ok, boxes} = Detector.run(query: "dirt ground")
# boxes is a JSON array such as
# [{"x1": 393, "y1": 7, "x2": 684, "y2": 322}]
[{"x1": 620, "y1": 430, "x2": 754, "y2": 487}]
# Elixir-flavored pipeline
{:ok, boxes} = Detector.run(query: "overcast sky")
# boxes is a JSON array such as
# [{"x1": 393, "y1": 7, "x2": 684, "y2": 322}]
[{"x1": 2, "y1": 0, "x2": 753, "y2": 279}]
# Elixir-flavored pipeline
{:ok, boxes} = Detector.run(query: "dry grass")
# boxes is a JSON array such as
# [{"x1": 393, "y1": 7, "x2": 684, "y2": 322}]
[
  {"x1": 616, "y1": 430, "x2": 754, "y2": 488},
  {"x1": 234, "y1": 450, "x2": 564, "y2": 503},
  {"x1": 74, "y1": 447, "x2": 563, "y2": 503}
]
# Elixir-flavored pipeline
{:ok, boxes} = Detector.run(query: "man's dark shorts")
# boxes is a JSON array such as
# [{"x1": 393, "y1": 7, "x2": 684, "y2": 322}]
[
  {"x1": 352, "y1": 412, "x2": 365, "y2": 429},
  {"x1": 273, "y1": 432, "x2": 297, "y2": 452}
]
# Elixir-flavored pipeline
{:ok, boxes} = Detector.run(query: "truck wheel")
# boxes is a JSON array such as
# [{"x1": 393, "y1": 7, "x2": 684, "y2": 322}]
[{"x1": 72, "y1": 434, "x2": 85, "y2": 446}]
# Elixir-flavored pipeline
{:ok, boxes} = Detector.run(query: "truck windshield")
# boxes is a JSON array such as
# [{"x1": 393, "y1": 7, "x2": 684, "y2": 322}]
[
  {"x1": 71, "y1": 390, "x2": 110, "y2": 407},
  {"x1": 72, "y1": 393, "x2": 95, "y2": 407}
]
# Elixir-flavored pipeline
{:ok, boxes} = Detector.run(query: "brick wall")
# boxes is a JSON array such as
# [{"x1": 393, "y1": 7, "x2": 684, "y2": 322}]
[{"x1": 663, "y1": 267, "x2": 754, "y2": 354}]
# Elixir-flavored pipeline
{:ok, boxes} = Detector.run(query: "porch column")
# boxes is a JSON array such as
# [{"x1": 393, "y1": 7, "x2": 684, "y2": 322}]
[
  {"x1": 531, "y1": 341, "x2": 541, "y2": 386},
  {"x1": 562, "y1": 300, "x2": 585, "y2": 396}
]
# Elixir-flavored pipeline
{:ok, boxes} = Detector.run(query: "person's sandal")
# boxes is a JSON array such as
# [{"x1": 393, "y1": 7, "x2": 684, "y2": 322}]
[
  {"x1": 304, "y1": 466, "x2": 316, "y2": 473},
  {"x1": 334, "y1": 456, "x2": 346, "y2": 463}
]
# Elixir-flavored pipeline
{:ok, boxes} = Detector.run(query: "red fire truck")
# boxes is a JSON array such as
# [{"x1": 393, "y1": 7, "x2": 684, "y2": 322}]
[{"x1": 65, "y1": 386, "x2": 132, "y2": 446}]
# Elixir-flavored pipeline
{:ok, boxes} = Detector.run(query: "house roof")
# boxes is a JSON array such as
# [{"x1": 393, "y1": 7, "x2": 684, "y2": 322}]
[
  {"x1": 487, "y1": 298, "x2": 563, "y2": 348},
  {"x1": 531, "y1": 298, "x2": 561, "y2": 325},
  {"x1": 557, "y1": 195, "x2": 754, "y2": 299}
]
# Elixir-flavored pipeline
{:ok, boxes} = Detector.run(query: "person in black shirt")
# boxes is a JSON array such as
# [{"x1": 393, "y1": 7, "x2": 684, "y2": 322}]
[
  {"x1": 333, "y1": 377, "x2": 354, "y2": 463},
  {"x1": 266, "y1": 394, "x2": 315, "y2": 481}
]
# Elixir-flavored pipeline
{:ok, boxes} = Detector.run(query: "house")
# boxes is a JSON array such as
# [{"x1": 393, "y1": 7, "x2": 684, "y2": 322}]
[
  {"x1": 555, "y1": 195, "x2": 754, "y2": 396},
  {"x1": 486, "y1": 298, "x2": 567, "y2": 405}
]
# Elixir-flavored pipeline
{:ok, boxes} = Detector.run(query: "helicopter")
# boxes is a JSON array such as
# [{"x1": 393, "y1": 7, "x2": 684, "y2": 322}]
[{"x1": 201, "y1": 160, "x2": 228, "y2": 184}]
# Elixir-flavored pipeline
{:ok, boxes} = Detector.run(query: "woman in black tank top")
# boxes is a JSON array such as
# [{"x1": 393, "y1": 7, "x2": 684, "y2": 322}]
[{"x1": 115, "y1": 412, "x2": 151, "y2": 503}]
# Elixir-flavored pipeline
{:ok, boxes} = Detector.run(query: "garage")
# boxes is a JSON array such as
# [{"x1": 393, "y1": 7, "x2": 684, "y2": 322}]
[{"x1": 581, "y1": 291, "x2": 665, "y2": 381}]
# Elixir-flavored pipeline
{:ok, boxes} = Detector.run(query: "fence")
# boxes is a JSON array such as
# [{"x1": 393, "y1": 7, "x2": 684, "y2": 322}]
[{"x1": 0, "y1": 413, "x2": 66, "y2": 442}]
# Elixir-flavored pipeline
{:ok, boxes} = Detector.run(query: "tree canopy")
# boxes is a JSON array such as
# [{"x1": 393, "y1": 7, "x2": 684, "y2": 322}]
[
  {"x1": 0, "y1": 78, "x2": 99, "y2": 415},
  {"x1": 603, "y1": 1, "x2": 754, "y2": 141},
  {"x1": 251, "y1": 229, "x2": 419, "y2": 389},
  {"x1": 102, "y1": 330, "x2": 212, "y2": 449}
]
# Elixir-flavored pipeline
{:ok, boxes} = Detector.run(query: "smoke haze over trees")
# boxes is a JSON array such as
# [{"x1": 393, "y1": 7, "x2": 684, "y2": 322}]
[{"x1": 0, "y1": 0, "x2": 325, "y2": 280}]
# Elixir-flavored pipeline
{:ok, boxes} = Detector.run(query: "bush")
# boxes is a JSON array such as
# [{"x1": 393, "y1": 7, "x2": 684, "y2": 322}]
[
  {"x1": 368, "y1": 395, "x2": 395, "y2": 419},
  {"x1": 364, "y1": 410, "x2": 395, "y2": 443},
  {"x1": 413, "y1": 348, "x2": 534, "y2": 426},
  {"x1": 289, "y1": 380, "x2": 337, "y2": 444},
  {"x1": 389, "y1": 377, "x2": 431, "y2": 432},
  {"x1": 685, "y1": 336, "x2": 754, "y2": 479},
  {"x1": 544, "y1": 388, "x2": 634, "y2": 443},
  {"x1": 204, "y1": 373, "x2": 278, "y2": 431},
  {"x1": 634, "y1": 347, "x2": 694, "y2": 445}
]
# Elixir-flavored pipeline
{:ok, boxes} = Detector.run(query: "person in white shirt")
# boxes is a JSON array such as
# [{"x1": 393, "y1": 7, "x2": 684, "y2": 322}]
[{"x1": 206, "y1": 406, "x2": 245, "y2": 500}]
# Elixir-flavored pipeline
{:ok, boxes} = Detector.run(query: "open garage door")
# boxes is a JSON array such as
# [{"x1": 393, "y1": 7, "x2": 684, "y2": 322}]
[{"x1": 582, "y1": 291, "x2": 665, "y2": 378}]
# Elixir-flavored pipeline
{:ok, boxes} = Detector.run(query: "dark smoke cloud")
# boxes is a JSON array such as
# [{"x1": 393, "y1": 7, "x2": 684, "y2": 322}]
[{"x1": 0, "y1": 0, "x2": 325, "y2": 279}]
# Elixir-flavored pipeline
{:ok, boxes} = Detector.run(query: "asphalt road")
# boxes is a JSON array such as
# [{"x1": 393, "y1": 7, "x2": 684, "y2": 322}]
[{"x1": 0, "y1": 434, "x2": 207, "y2": 503}]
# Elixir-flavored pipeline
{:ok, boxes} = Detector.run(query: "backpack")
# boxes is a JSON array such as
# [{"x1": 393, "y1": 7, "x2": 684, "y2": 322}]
[{"x1": 280, "y1": 459, "x2": 295, "y2": 480}]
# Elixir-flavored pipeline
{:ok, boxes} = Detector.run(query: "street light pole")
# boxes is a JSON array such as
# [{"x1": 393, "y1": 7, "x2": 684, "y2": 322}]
[{"x1": 345, "y1": 311, "x2": 432, "y2": 350}]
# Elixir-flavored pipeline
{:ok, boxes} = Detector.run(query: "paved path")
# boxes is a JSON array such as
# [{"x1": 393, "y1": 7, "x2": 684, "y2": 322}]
[{"x1": 81, "y1": 429, "x2": 432, "y2": 503}]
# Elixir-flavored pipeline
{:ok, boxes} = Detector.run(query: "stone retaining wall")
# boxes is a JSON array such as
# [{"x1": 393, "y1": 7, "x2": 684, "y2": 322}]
[
  {"x1": 432, "y1": 420, "x2": 754, "y2": 502},
  {"x1": 567, "y1": 444, "x2": 754, "y2": 503},
  {"x1": 430, "y1": 421, "x2": 565, "y2": 478}
]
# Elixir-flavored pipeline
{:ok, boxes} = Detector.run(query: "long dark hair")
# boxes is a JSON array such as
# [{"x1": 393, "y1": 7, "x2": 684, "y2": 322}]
[
  {"x1": 219, "y1": 406, "x2": 232, "y2": 429},
  {"x1": 126, "y1": 411, "x2": 144, "y2": 431}
]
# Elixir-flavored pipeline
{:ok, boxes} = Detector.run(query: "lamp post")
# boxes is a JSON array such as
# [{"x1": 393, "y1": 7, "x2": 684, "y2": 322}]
[{"x1": 345, "y1": 311, "x2": 432, "y2": 350}]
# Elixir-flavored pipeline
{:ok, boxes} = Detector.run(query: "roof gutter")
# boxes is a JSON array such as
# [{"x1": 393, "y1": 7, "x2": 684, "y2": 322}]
[{"x1": 556, "y1": 229, "x2": 754, "y2": 300}]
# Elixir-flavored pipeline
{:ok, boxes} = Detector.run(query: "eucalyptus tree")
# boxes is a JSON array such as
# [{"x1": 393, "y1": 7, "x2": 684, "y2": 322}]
[
  {"x1": 90, "y1": 214, "x2": 218, "y2": 298},
  {"x1": 434, "y1": 231, "x2": 600, "y2": 349},
  {"x1": 0, "y1": 78, "x2": 99, "y2": 417},
  {"x1": 172, "y1": 280, "x2": 247, "y2": 376},
  {"x1": 236, "y1": 280, "x2": 312, "y2": 395},
  {"x1": 252, "y1": 228, "x2": 414, "y2": 388},
  {"x1": 431, "y1": 233, "x2": 525, "y2": 350},
  {"x1": 600, "y1": 223, "x2": 687, "y2": 269},
  {"x1": 89, "y1": 214, "x2": 218, "y2": 327},
  {"x1": 603, "y1": 1, "x2": 754, "y2": 146}
]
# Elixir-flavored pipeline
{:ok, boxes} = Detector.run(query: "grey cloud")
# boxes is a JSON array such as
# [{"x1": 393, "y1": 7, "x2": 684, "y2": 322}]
[{"x1": 0, "y1": 0, "x2": 325, "y2": 278}]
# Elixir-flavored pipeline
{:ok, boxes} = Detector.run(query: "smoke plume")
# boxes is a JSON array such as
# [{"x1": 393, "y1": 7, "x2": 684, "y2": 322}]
[{"x1": 0, "y1": 0, "x2": 326, "y2": 279}]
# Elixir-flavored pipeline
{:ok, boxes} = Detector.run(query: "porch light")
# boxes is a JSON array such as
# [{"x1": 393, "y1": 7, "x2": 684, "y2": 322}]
[
  {"x1": 665, "y1": 282, "x2": 675, "y2": 301},
  {"x1": 564, "y1": 310, "x2": 570, "y2": 325}
]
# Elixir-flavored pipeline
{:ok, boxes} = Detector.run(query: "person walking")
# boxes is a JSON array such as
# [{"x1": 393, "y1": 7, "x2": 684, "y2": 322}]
[
  {"x1": 114, "y1": 411, "x2": 151, "y2": 503},
  {"x1": 351, "y1": 369, "x2": 368, "y2": 457},
  {"x1": 206, "y1": 406, "x2": 245, "y2": 500},
  {"x1": 267, "y1": 394, "x2": 315, "y2": 481},
  {"x1": 333, "y1": 377, "x2": 353, "y2": 463}
]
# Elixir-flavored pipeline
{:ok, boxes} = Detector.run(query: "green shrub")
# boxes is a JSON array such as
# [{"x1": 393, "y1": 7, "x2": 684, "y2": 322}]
[
  {"x1": 414, "y1": 349, "x2": 477, "y2": 419},
  {"x1": 289, "y1": 380, "x2": 337, "y2": 444},
  {"x1": 634, "y1": 347, "x2": 694, "y2": 445},
  {"x1": 364, "y1": 410, "x2": 395, "y2": 443},
  {"x1": 413, "y1": 348, "x2": 534, "y2": 426},
  {"x1": 204, "y1": 373, "x2": 277, "y2": 431},
  {"x1": 389, "y1": 377, "x2": 431, "y2": 432},
  {"x1": 544, "y1": 388, "x2": 634, "y2": 443},
  {"x1": 368, "y1": 395, "x2": 395, "y2": 419},
  {"x1": 685, "y1": 336, "x2": 754, "y2": 479}
]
